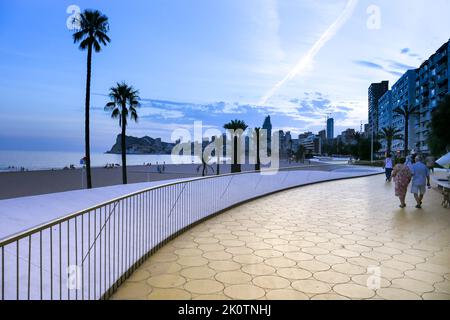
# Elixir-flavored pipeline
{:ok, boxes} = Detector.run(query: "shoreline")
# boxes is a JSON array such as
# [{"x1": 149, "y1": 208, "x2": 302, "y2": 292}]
[{"x1": 0, "y1": 161, "x2": 316, "y2": 200}]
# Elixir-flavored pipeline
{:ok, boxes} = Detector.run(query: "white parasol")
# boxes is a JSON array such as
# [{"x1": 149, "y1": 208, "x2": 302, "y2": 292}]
[{"x1": 436, "y1": 152, "x2": 450, "y2": 168}]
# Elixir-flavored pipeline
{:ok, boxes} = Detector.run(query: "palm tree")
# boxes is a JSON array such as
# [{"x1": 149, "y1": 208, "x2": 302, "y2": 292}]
[
  {"x1": 378, "y1": 126, "x2": 403, "y2": 155},
  {"x1": 223, "y1": 120, "x2": 248, "y2": 173},
  {"x1": 73, "y1": 10, "x2": 110, "y2": 189},
  {"x1": 393, "y1": 103, "x2": 420, "y2": 156},
  {"x1": 254, "y1": 128, "x2": 261, "y2": 171},
  {"x1": 105, "y1": 82, "x2": 140, "y2": 184}
]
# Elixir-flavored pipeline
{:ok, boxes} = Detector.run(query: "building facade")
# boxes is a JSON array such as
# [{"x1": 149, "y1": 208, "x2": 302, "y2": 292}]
[
  {"x1": 390, "y1": 69, "x2": 417, "y2": 153},
  {"x1": 415, "y1": 40, "x2": 449, "y2": 153},
  {"x1": 326, "y1": 118, "x2": 334, "y2": 140},
  {"x1": 368, "y1": 80, "x2": 389, "y2": 135}
]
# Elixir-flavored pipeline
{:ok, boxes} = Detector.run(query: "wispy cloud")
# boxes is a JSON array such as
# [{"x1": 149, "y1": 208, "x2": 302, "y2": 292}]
[
  {"x1": 259, "y1": 0, "x2": 359, "y2": 105},
  {"x1": 353, "y1": 60, "x2": 404, "y2": 77}
]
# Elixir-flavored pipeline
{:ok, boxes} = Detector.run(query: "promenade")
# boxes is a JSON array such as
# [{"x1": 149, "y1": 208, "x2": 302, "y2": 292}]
[{"x1": 112, "y1": 175, "x2": 450, "y2": 300}]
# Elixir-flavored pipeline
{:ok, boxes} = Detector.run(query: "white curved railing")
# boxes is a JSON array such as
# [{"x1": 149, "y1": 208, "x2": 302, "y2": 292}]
[{"x1": 0, "y1": 165, "x2": 381, "y2": 300}]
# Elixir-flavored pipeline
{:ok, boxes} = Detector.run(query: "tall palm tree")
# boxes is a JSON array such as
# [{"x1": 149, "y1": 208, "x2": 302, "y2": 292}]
[
  {"x1": 105, "y1": 82, "x2": 140, "y2": 184},
  {"x1": 393, "y1": 103, "x2": 420, "y2": 156},
  {"x1": 73, "y1": 10, "x2": 110, "y2": 189},
  {"x1": 378, "y1": 126, "x2": 403, "y2": 155},
  {"x1": 223, "y1": 120, "x2": 248, "y2": 173},
  {"x1": 254, "y1": 128, "x2": 261, "y2": 171}
]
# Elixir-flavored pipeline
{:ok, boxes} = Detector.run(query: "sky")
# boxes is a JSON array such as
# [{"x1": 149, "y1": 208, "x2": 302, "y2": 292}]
[{"x1": 0, "y1": 0, "x2": 449, "y2": 152}]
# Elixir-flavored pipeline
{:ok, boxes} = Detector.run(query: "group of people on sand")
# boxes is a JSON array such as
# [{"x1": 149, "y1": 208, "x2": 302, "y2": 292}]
[{"x1": 384, "y1": 153, "x2": 434, "y2": 209}]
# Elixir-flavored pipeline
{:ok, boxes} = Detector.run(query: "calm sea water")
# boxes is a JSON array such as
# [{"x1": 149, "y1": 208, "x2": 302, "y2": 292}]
[{"x1": 0, "y1": 150, "x2": 197, "y2": 171}]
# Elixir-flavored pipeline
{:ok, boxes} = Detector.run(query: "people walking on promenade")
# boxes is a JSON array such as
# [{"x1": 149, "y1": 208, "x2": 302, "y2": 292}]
[
  {"x1": 410, "y1": 155, "x2": 431, "y2": 209},
  {"x1": 392, "y1": 157, "x2": 412, "y2": 208},
  {"x1": 425, "y1": 155, "x2": 435, "y2": 174},
  {"x1": 406, "y1": 153, "x2": 416, "y2": 172},
  {"x1": 384, "y1": 153, "x2": 394, "y2": 182}
]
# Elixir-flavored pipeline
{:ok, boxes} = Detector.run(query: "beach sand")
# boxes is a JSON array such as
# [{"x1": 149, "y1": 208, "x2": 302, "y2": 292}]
[{"x1": 0, "y1": 161, "x2": 320, "y2": 200}]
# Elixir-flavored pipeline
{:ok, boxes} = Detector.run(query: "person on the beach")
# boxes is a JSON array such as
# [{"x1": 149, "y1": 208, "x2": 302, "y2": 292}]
[
  {"x1": 392, "y1": 157, "x2": 412, "y2": 208},
  {"x1": 410, "y1": 155, "x2": 431, "y2": 209},
  {"x1": 384, "y1": 153, "x2": 394, "y2": 182}
]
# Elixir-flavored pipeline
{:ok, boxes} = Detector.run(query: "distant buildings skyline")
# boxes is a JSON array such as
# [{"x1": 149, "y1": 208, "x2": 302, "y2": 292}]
[{"x1": 374, "y1": 39, "x2": 449, "y2": 155}]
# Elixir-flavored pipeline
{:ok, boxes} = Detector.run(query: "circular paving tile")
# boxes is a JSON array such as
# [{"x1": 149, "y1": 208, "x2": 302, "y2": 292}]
[
  {"x1": 233, "y1": 254, "x2": 264, "y2": 264},
  {"x1": 315, "y1": 254, "x2": 346, "y2": 265},
  {"x1": 277, "y1": 267, "x2": 312, "y2": 280},
  {"x1": 224, "y1": 284, "x2": 266, "y2": 300},
  {"x1": 254, "y1": 249, "x2": 283, "y2": 258},
  {"x1": 113, "y1": 282, "x2": 152, "y2": 299},
  {"x1": 311, "y1": 293, "x2": 350, "y2": 300},
  {"x1": 178, "y1": 256, "x2": 209, "y2": 267},
  {"x1": 242, "y1": 263, "x2": 276, "y2": 276},
  {"x1": 291, "y1": 279, "x2": 331, "y2": 294},
  {"x1": 313, "y1": 271, "x2": 350, "y2": 284},
  {"x1": 253, "y1": 276, "x2": 290, "y2": 289},
  {"x1": 351, "y1": 275, "x2": 390, "y2": 288},
  {"x1": 285, "y1": 252, "x2": 314, "y2": 261},
  {"x1": 215, "y1": 271, "x2": 252, "y2": 284},
  {"x1": 203, "y1": 251, "x2": 233, "y2": 261},
  {"x1": 181, "y1": 266, "x2": 216, "y2": 280},
  {"x1": 266, "y1": 289, "x2": 309, "y2": 300},
  {"x1": 147, "y1": 274, "x2": 186, "y2": 288},
  {"x1": 174, "y1": 248, "x2": 203, "y2": 256},
  {"x1": 332, "y1": 249, "x2": 360, "y2": 258},
  {"x1": 404, "y1": 270, "x2": 443, "y2": 284},
  {"x1": 220, "y1": 240, "x2": 246, "y2": 247},
  {"x1": 273, "y1": 245, "x2": 300, "y2": 252},
  {"x1": 151, "y1": 253, "x2": 178, "y2": 263},
  {"x1": 144, "y1": 262, "x2": 182, "y2": 276},
  {"x1": 333, "y1": 284, "x2": 375, "y2": 299},
  {"x1": 194, "y1": 237, "x2": 219, "y2": 244},
  {"x1": 225, "y1": 247, "x2": 253, "y2": 255},
  {"x1": 376, "y1": 288, "x2": 421, "y2": 300},
  {"x1": 147, "y1": 288, "x2": 191, "y2": 300},
  {"x1": 297, "y1": 260, "x2": 330, "y2": 272},
  {"x1": 184, "y1": 280, "x2": 224, "y2": 295},
  {"x1": 198, "y1": 244, "x2": 225, "y2": 252},
  {"x1": 127, "y1": 270, "x2": 150, "y2": 282},
  {"x1": 265, "y1": 257, "x2": 296, "y2": 268},
  {"x1": 209, "y1": 260, "x2": 241, "y2": 271}
]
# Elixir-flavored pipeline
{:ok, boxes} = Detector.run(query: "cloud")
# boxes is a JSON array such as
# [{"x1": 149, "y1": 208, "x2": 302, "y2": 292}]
[
  {"x1": 400, "y1": 47, "x2": 423, "y2": 61},
  {"x1": 353, "y1": 60, "x2": 408, "y2": 77},
  {"x1": 354, "y1": 60, "x2": 384, "y2": 70},
  {"x1": 385, "y1": 60, "x2": 416, "y2": 71},
  {"x1": 400, "y1": 48, "x2": 410, "y2": 54},
  {"x1": 259, "y1": 0, "x2": 359, "y2": 105}
]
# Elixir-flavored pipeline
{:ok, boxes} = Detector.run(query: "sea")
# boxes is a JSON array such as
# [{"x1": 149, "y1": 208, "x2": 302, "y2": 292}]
[{"x1": 0, "y1": 150, "x2": 197, "y2": 172}]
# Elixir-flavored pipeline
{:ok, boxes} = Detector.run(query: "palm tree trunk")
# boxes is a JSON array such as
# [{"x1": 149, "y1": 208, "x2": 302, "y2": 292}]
[
  {"x1": 84, "y1": 44, "x2": 93, "y2": 189},
  {"x1": 121, "y1": 111, "x2": 127, "y2": 184},
  {"x1": 233, "y1": 135, "x2": 241, "y2": 173}
]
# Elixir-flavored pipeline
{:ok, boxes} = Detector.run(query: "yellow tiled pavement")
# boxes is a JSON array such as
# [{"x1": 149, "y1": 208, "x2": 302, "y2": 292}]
[{"x1": 111, "y1": 175, "x2": 450, "y2": 300}]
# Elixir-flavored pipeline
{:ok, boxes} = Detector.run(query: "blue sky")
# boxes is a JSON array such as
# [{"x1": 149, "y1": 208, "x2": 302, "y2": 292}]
[{"x1": 0, "y1": 0, "x2": 449, "y2": 152}]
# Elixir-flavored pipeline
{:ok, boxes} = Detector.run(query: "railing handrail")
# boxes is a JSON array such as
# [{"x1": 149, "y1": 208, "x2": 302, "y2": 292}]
[{"x1": 0, "y1": 163, "x2": 348, "y2": 246}]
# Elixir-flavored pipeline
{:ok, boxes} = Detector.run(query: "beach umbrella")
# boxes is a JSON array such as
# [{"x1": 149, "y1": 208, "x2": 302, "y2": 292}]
[{"x1": 436, "y1": 152, "x2": 450, "y2": 168}]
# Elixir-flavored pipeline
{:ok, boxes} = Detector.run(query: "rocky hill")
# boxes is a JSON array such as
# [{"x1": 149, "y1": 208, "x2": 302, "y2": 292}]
[{"x1": 108, "y1": 134, "x2": 175, "y2": 154}]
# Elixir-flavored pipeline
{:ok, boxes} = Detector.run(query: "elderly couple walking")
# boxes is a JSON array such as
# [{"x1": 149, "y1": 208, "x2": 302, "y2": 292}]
[{"x1": 389, "y1": 155, "x2": 431, "y2": 209}]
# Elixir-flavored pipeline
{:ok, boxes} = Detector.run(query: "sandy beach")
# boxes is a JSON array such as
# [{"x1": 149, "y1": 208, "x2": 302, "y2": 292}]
[{"x1": 0, "y1": 160, "x2": 325, "y2": 200}]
